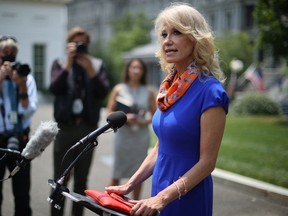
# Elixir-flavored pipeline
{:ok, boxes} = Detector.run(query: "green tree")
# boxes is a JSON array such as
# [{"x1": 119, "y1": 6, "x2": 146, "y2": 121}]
[
  {"x1": 103, "y1": 12, "x2": 152, "y2": 86},
  {"x1": 109, "y1": 12, "x2": 151, "y2": 53},
  {"x1": 216, "y1": 32, "x2": 254, "y2": 78},
  {"x1": 254, "y1": 0, "x2": 288, "y2": 62}
]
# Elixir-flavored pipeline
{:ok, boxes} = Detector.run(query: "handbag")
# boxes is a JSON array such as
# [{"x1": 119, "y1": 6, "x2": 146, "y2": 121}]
[
  {"x1": 115, "y1": 95, "x2": 135, "y2": 114},
  {"x1": 84, "y1": 190, "x2": 136, "y2": 214}
]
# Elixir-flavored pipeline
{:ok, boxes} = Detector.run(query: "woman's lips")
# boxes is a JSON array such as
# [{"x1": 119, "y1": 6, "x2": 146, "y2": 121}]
[{"x1": 165, "y1": 49, "x2": 177, "y2": 56}]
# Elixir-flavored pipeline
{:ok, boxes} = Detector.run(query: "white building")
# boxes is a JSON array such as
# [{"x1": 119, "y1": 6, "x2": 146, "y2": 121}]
[
  {"x1": 0, "y1": 0, "x2": 71, "y2": 90},
  {"x1": 67, "y1": 0, "x2": 257, "y2": 87},
  {"x1": 0, "y1": 0, "x2": 258, "y2": 90},
  {"x1": 67, "y1": 0, "x2": 257, "y2": 46}
]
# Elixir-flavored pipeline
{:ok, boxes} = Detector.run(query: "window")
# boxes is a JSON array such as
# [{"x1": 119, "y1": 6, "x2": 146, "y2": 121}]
[
  {"x1": 244, "y1": 5, "x2": 254, "y2": 29},
  {"x1": 209, "y1": 13, "x2": 216, "y2": 31},
  {"x1": 225, "y1": 11, "x2": 232, "y2": 31},
  {"x1": 33, "y1": 44, "x2": 45, "y2": 90}
]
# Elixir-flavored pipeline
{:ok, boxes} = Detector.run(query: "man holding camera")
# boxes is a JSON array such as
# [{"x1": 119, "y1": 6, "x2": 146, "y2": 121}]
[
  {"x1": 49, "y1": 27, "x2": 110, "y2": 216},
  {"x1": 0, "y1": 36, "x2": 38, "y2": 216}
]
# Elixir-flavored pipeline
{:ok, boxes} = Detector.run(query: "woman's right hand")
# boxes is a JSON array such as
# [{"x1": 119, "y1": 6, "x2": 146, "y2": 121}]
[{"x1": 105, "y1": 183, "x2": 132, "y2": 196}]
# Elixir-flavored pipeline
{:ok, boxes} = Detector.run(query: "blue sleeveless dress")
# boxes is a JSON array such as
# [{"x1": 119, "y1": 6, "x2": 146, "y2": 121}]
[{"x1": 152, "y1": 75, "x2": 229, "y2": 216}]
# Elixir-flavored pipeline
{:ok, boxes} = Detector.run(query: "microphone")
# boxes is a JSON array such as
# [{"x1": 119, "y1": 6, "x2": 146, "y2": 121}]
[
  {"x1": 9, "y1": 121, "x2": 59, "y2": 178},
  {"x1": 106, "y1": 111, "x2": 127, "y2": 130},
  {"x1": 47, "y1": 111, "x2": 126, "y2": 208},
  {"x1": 71, "y1": 111, "x2": 127, "y2": 150},
  {"x1": 0, "y1": 148, "x2": 21, "y2": 157}
]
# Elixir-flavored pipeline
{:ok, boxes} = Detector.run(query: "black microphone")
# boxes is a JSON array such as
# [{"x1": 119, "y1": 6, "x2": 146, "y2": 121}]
[
  {"x1": 9, "y1": 121, "x2": 59, "y2": 178},
  {"x1": 106, "y1": 111, "x2": 127, "y2": 131},
  {"x1": 70, "y1": 111, "x2": 127, "y2": 150},
  {"x1": 47, "y1": 111, "x2": 126, "y2": 208}
]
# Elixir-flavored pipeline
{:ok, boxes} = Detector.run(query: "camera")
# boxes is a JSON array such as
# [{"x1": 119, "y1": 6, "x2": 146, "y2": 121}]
[
  {"x1": 76, "y1": 42, "x2": 88, "y2": 54},
  {"x1": 7, "y1": 136, "x2": 20, "y2": 151},
  {"x1": 11, "y1": 62, "x2": 31, "y2": 77}
]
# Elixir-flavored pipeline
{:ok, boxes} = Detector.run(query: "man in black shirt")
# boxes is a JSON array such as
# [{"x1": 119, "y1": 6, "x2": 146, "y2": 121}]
[{"x1": 49, "y1": 27, "x2": 109, "y2": 216}]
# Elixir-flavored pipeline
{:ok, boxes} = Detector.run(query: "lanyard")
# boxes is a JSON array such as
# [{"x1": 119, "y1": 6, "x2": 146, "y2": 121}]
[{"x1": 0, "y1": 80, "x2": 22, "y2": 134}]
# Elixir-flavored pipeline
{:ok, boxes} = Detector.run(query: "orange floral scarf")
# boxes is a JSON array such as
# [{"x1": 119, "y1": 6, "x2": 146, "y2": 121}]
[{"x1": 157, "y1": 62, "x2": 200, "y2": 111}]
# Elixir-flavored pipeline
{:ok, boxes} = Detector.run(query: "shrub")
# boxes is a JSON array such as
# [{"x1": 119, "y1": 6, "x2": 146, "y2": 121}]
[{"x1": 231, "y1": 93, "x2": 280, "y2": 115}]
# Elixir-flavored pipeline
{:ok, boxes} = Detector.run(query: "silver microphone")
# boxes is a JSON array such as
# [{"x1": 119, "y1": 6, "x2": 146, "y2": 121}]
[{"x1": 9, "y1": 121, "x2": 59, "y2": 178}]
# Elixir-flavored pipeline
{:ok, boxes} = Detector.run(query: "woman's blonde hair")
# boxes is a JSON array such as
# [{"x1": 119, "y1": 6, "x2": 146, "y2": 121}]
[{"x1": 154, "y1": 3, "x2": 225, "y2": 83}]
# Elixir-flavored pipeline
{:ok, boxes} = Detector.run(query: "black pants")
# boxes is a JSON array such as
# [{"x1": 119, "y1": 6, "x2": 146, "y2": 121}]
[
  {"x1": 51, "y1": 122, "x2": 97, "y2": 216},
  {"x1": 0, "y1": 133, "x2": 32, "y2": 216}
]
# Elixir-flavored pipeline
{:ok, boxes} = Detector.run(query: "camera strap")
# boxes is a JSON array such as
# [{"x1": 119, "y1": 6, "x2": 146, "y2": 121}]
[
  {"x1": 0, "y1": 81, "x2": 23, "y2": 135},
  {"x1": 7, "y1": 80, "x2": 18, "y2": 123},
  {"x1": 6, "y1": 80, "x2": 16, "y2": 108},
  {"x1": 71, "y1": 63, "x2": 85, "y2": 116},
  {"x1": 0, "y1": 93, "x2": 7, "y2": 134}
]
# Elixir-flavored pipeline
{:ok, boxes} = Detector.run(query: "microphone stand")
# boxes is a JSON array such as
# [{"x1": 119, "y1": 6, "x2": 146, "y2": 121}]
[
  {"x1": 47, "y1": 124, "x2": 158, "y2": 216},
  {"x1": 47, "y1": 139, "x2": 98, "y2": 210}
]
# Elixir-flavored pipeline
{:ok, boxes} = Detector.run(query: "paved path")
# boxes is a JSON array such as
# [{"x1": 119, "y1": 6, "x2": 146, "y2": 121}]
[{"x1": 2, "y1": 100, "x2": 288, "y2": 216}]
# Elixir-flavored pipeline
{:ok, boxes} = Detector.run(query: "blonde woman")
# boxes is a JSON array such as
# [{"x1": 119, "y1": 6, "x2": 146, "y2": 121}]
[{"x1": 106, "y1": 3, "x2": 229, "y2": 216}]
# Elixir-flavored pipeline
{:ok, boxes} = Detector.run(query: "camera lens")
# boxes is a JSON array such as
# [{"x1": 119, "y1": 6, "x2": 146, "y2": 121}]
[
  {"x1": 7, "y1": 136, "x2": 20, "y2": 151},
  {"x1": 11, "y1": 62, "x2": 30, "y2": 77},
  {"x1": 17, "y1": 64, "x2": 30, "y2": 76},
  {"x1": 76, "y1": 43, "x2": 88, "y2": 54}
]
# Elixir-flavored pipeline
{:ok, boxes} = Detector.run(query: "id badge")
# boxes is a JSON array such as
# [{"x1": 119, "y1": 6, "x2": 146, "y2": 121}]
[
  {"x1": 9, "y1": 111, "x2": 18, "y2": 124},
  {"x1": 72, "y1": 99, "x2": 83, "y2": 114}
]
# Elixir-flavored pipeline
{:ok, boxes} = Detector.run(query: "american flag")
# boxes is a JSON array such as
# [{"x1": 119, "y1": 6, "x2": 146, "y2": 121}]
[{"x1": 244, "y1": 64, "x2": 265, "y2": 91}]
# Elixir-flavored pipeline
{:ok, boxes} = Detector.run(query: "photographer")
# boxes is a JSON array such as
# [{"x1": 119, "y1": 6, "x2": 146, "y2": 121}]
[
  {"x1": 0, "y1": 36, "x2": 38, "y2": 216},
  {"x1": 49, "y1": 26, "x2": 109, "y2": 216}
]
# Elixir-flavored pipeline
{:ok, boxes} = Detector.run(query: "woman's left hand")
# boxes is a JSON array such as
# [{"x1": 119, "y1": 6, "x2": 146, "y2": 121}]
[{"x1": 130, "y1": 196, "x2": 163, "y2": 216}]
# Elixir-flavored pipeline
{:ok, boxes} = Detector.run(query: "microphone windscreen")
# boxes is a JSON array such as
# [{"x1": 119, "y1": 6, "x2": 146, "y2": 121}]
[
  {"x1": 107, "y1": 111, "x2": 127, "y2": 129},
  {"x1": 21, "y1": 121, "x2": 59, "y2": 160}
]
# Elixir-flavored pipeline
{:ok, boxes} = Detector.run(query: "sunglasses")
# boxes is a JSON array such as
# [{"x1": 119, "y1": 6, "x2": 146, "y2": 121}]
[{"x1": 0, "y1": 36, "x2": 17, "y2": 43}]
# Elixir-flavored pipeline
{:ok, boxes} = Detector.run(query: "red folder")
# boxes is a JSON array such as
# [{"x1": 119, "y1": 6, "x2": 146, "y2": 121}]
[{"x1": 85, "y1": 190, "x2": 136, "y2": 214}]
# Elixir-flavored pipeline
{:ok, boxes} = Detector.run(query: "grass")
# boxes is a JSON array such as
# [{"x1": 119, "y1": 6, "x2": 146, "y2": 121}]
[
  {"x1": 217, "y1": 115, "x2": 288, "y2": 188},
  {"x1": 150, "y1": 115, "x2": 288, "y2": 188}
]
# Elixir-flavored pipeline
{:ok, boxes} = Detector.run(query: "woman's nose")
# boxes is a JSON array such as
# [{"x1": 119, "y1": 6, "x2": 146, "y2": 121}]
[{"x1": 163, "y1": 35, "x2": 173, "y2": 45}]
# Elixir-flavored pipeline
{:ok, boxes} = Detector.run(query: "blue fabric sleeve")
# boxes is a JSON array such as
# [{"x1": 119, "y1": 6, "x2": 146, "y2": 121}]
[{"x1": 201, "y1": 82, "x2": 229, "y2": 114}]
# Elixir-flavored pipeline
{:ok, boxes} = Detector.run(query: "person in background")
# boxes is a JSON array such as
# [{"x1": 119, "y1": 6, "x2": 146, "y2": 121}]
[
  {"x1": 49, "y1": 26, "x2": 109, "y2": 216},
  {"x1": 106, "y1": 58, "x2": 156, "y2": 200},
  {"x1": 105, "y1": 3, "x2": 229, "y2": 216},
  {"x1": 0, "y1": 36, "x2": 38, "y2": 216}
]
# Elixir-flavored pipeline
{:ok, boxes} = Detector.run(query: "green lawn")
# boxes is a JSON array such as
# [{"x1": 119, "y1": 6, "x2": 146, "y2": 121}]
[
  {"x1": 150, "y1": 115, "x2": 288, "y2": 188},
  {"x1": 217, "y1": 115, "x2": 288, "y2": 188}
]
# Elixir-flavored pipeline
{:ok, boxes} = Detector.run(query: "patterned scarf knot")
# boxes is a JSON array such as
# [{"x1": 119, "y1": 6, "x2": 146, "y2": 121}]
[{"x1": 157, "y1": 62, "x2": 200, "y2": 111}]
